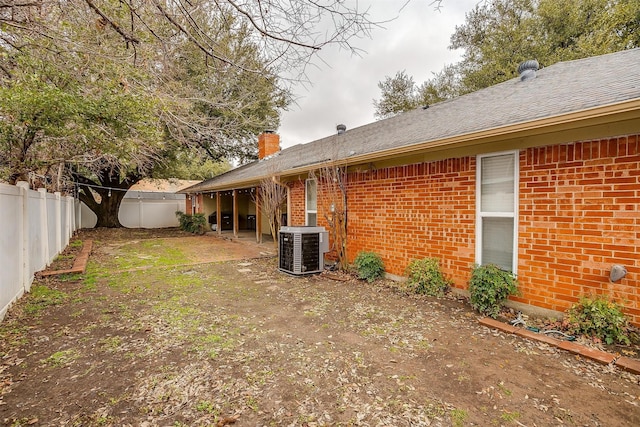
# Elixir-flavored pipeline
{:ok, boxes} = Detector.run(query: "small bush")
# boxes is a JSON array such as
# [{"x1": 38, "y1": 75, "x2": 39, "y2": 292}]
[
  {"x1": 175, "y1": 211, "x2": 207, "y2": 234},
  {"x1": 353, "y1": 251, "x2": 384, "y2": 283},
  {"x1": 468, "y1": 264, "x2": 518, "y2": 318},
  {"x1": 567, "y1": 296, "x2": 630, "y2": 345},
  {"x1": 405, "y1": 257, "x2": 451, "y2": 296}
]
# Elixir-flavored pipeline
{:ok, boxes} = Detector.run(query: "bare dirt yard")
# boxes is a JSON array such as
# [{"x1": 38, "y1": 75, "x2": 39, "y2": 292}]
[{"x1": 1, "y1": 228, "x2": 639, "y2": 426}]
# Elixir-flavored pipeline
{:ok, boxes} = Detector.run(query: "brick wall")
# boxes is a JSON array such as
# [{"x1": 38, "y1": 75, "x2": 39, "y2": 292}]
[
  {"x1": 345, "y1": 159, "x2": 476, "y2": 288},
  {"x1": 258, "y1": 132, "x2": 280, "y2": 159},
  {"x1": 519, "y1": 135, "x2": 640, "y2": 323},
  {"x1": 288, "y1": 180, "x2": 306, "y2": 226},
  {"x1": 286, "y1": 135, "x2": 640, "y2": 324}
]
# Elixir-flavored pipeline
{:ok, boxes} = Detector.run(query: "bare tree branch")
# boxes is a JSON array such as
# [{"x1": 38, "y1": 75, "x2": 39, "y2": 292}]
[
  {"x1": 226, "y1": 0, "x2": 320, "y2": 51},
  {"x1": 150, "y1": 0, "x2": 247, "y2": 70},
  {"x1": 311, "y1": 160, "x2": 349, "y2": 270},
  {"x1": 255, "y1": 174, "x2": 287, "y2": 249},
  {"x1": 84, "y1": 0, "x2": 139, "y2": 45}
]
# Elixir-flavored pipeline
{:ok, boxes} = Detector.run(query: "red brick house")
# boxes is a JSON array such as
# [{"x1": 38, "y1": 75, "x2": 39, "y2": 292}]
[{"x1": 182, "y1": 49, "x2": 640, "y2": 324}]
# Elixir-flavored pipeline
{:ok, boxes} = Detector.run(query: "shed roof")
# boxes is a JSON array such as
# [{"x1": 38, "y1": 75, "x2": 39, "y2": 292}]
[
  {"x1": 183, "y1": 48, "x2": 640, "y2": 193},
  {"x1": 130, "y1": 178, "x2": 200, "y2": 193}
]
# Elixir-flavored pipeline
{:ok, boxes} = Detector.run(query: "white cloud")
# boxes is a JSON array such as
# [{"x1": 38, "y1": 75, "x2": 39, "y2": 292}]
[{"x1": 278, "y1": 0, "x2": 478, "y2": 148}]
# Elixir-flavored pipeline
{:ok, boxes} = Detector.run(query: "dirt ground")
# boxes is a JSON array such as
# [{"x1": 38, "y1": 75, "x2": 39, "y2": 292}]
[{"x1": 1, "y1": 228, "x2": 639, "y2": 426}]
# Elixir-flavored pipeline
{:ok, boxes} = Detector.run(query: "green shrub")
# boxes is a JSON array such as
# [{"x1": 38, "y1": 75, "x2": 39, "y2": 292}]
[
  {"x1": 175, "y1": 211, "x2": 207, "y2": 234},
  {"x1": 468, "y1": 264, "x2": 518, "y2": 318},
  {"x1": 353, "y1": 251, "x2": 384, "y2": 283},
  {"x1": 405, "y1": 257, "x2": 451, "y2": 296},
  {"x1": 567, "y1": 296, "x2": 630, "y2": 345}
]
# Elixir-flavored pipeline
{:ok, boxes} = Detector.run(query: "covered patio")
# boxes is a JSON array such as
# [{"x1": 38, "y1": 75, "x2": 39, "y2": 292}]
[{"x1": 185, "y1": 185, "x2": 287, "y2": 244}]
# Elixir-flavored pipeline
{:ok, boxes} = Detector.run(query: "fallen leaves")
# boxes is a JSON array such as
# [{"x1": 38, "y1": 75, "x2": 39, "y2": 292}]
[{"x1": 1, "y1": 231, "x2": 639, "y2": 426}]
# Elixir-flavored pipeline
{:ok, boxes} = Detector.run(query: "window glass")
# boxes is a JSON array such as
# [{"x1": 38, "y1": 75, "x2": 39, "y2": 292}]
[
  {"x1": 481, "y1": 154, "x2": 514, "y2": 213},
  {"x1": 482, "y1": 217, "x2": 514, "y2": 270},
  {"x1": 306, "y1": 179, "x2": 317, "y2": 226},
  {"x1": 307, "y1": 212, "x2": 317, "y2": 227},
  {"x1": 478, "y1": 151, "x2": 518, "y2": 272},
  {"x1": 306, "y1": 180, "x2": 317, "y2": 210}
]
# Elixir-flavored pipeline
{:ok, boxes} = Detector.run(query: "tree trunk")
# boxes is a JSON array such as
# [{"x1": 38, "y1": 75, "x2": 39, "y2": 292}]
[
  {"x1": 73, "y1": 168, "x2": 140, "y2": 228},
  {"x1": 93, "y1": 190, "x2": 126, "y2": 228}
]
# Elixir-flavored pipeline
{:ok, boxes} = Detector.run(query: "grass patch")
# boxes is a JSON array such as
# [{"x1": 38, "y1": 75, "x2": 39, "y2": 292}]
[
  {"x1": 56, "y1": 273, "x2": 83, "y2": 282},
  {"x1": 7, "y1": 417, "x2": 41, "y2": 427},
  {"x1": 191, "y1": 331, "x2": 236, "y2": 359},
  {"x1": 0, "y1": 322, "x2": 30, "y2": 349},
  {"x1": 41, "y1": 349, "x2": 79, "y2": 368},
  {"x1": 83, "y1": 264, "x2": 112, "y2": 291},
  {"x1": 497, "y1": 381, "x2": 512, "y2": 397},
  {"x1": 24, "y1": 285, "x2": 67, "y2": 315},
  {"x1": 112, "y1": 240, "x2": 190, "y2": 270},
  {"x1": 107, "y1": 271, "x2": 137, "y2": 293},
  {"x1": 99, "y1": 336, "x2": 123, "y2": 352},
  {"x1": 195, "y1": 400, "x2": 218, "y2": 415},
  {"x1": 450, "y1": 408, "x2": 468, "y2": 427},
  {"x1": 500, "y1": 410, "x2": 521, "y2": 422},
  {"x1": 247, "y1": 369, "x2": 275, "y2": 386}
]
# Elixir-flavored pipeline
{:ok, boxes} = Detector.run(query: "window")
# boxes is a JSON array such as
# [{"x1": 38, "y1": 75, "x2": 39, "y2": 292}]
[
  {"x1": 305, "y1": 179, "x2": 317, "y2": 226},
  {"x1": 476, "y1": 151, "x2": 518, "y2": 272}
]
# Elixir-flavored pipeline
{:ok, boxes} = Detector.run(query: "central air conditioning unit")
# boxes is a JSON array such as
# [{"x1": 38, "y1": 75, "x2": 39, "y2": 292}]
[{"x1": 279, "y1": 226, "x2": 329, "y2": 275}]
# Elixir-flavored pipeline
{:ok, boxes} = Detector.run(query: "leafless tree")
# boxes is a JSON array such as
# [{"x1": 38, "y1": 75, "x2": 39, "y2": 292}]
[
  {"x1": 311, "y1": 160, "x2": 348, "y2": 270},
  {"x1": 255, "y1": 174, "x2": 287, "y2": 249},
  {"x1": 0, "y1": 0, "x2": 383, "y2": 81}
]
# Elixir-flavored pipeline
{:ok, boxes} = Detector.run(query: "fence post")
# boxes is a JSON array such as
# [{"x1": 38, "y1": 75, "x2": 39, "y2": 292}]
[
  {"x1": 76, "y1": 199, "x2": 81, "y2": 231},
  {"x1": 55, "y1": 192, "x2": 62, "y2": 254},
  {"x1": 16, "y1": 182, "x2": 30, "y2": 293},
  {"x1": 38, "y1": 188, "x2": 50, "y2": 267},
  {"x1": 66, "y1": 197, "x2": 70, "y2": 238},
  {"x1": 67, "y1": 197, "x2": 73, "y2": 240},
  {"x1": 71, "y1": 197, "x2": 77, "y2": 233},
  {"x1": 139, "y1": 196, "x2": 144, "y2": 228}
]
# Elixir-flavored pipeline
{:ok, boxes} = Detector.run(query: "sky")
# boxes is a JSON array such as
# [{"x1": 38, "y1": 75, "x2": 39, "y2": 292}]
[{"x1": 278, "y1": 0, "x2": 479, "y2": 149}]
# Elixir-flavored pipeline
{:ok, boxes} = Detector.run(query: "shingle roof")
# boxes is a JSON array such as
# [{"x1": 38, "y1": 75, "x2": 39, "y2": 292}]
[
  {"x1": 183, "y1": 48, "x2": 640, "y2": 193},
  {"x1": 130, "y1": 178, "x2": 200, "y2": 193}
]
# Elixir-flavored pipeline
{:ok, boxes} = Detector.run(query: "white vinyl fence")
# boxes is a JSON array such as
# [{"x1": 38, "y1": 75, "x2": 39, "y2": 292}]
[
  {"x1": 0, "y1": 182, "x2": 77, "y2": 321},
  {"x1": 79, "y1": 191, "x2": 186, "y2": 228},
  {"x1": 1, "y1": 182, "x2": 187, "y2": 321}
]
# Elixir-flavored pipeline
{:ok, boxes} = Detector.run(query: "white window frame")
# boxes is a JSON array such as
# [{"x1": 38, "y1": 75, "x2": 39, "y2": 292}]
[
  {"x1": 476, "y1": 150, "x2": 519, "y2": 273},
  {"x1": 305, "y1": 178, "x2": 317, "y2": 226}
]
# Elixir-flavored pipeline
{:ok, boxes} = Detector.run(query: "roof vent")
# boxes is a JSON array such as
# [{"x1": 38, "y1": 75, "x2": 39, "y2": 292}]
[
  {"x1": 337, "y1": 124, "x2": 347, "y2": 134},
  {"x1": 518, "y1": 59, "x2": 539, "y2": 81}
]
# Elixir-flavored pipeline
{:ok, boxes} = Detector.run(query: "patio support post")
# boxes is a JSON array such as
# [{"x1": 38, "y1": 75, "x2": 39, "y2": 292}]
[
  {"x1": 232, "y1": 189, "x2": 238, "y2": 237},
  {"x1": 255, "y1": 186, "x2": 262, "y2": 243},
  {"x1": 216, "y1": 191, "x2": 221, "y2": 236}
]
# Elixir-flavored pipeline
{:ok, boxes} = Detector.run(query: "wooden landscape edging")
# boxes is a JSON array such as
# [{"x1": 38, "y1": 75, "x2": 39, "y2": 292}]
[
  {"x1": 478, "y1": 317, "x2": 640, "y2": 375},
  {"x1": 39, "y1": 240, "x2": 93, "y2": 277}
]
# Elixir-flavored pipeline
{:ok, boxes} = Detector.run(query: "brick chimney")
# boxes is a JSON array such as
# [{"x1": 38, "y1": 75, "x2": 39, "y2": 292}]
[{"x1": 258, "y1": 130, "x2": 280, "y2": 159}]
